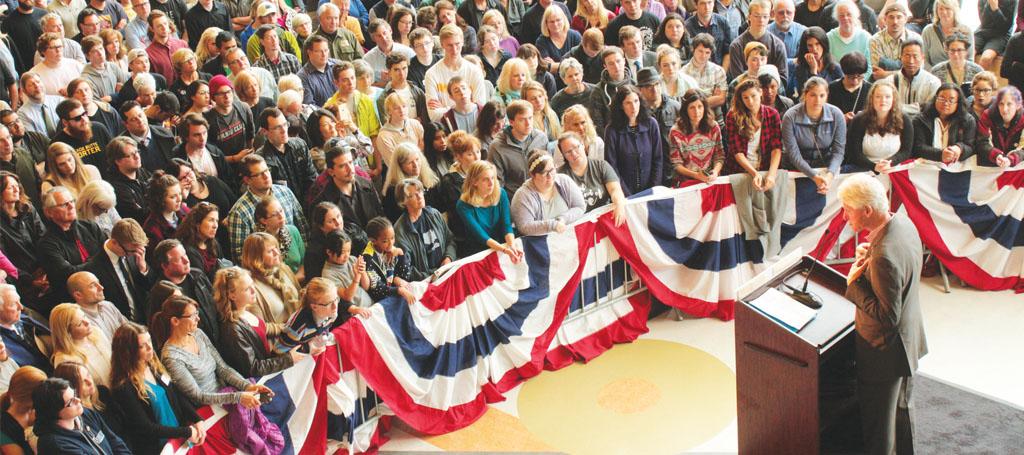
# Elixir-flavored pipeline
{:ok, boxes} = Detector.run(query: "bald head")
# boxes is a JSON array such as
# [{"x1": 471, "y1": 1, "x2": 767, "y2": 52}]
[{"x1": 67, "y1": 271, "x2": 105, "y2": 305}]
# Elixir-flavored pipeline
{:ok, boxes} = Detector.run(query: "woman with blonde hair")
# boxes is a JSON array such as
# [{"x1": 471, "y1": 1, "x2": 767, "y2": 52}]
[
  {"x1": 921, "y1": 0, "x2": 975, "y2": 68},
  {"x1": 523, "y1": 80, "x2": 561, "y2": 145},
  {"x1": 240, "y1": 232, "x2": 300, "y2": 326},
  {"x1": 51, "y1": 361, "x2": 105, "y2": 413},
  {"x1": 48, "y1": 303, "x2": 113, "y2": 389},
  {"x1": 382, "y1": 143, "x2": 439, "y2": 220},
  {"x1": 170, "y1": 48, "x2": 211, "y2": 107},
  {"x1": 214, "y1": 267, "x2": 300, "y2": 378},
  {"x1": 561, "y1": 105, "x2": 604, "y2": 162},
  {"x1": 76, "y1": 180, "x2": 121, "y2": 236},
  {"x1": 537, "y1": 5, "x2": 580, "y2": 75},
  {"x1": 195, "y1": 28, "x2": 224, "y2": 65},
  {"x1": 456, "y1": 160, "x2": 523, "y2": 261},
  {"x1": 233, "y1": 70, "x2": 275, "y2": 120},
  {"x1": 571, "y1": 0, "x2": 613, "y2": 33},
  {"x1": 100, "y1": 29, "x2": 128, "y2": 74},
  {"x1": 375, "y1": 92, "x2": 425, "y2": 169},
  {"x1": 40, "y1": 142, "x2": 101, "y2": 198},
  {"x1": 482, "y1": 9, "x2": 520, "y2": 56},
  {"x1": 109, "y1": 322, "x2": 206, "y2": 453},
  {"x1": 657, "y1": 45, "x2": 699, "y2": 99},
  {"x1": 494, "y1": 58, "x2": 532, "y2": 106}
]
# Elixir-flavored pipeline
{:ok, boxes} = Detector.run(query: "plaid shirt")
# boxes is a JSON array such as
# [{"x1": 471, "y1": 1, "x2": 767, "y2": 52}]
[
  {"x1": 254, "y1": 52, "x2": 303, "y2": 82},
  {"x1": 682, "y1": 60, "x2": 728, "y2": 95},
  {"x1": 869, "y1": 29, "x2": 922, "y2": 69},
  {"x1": 226, "y1": 184, "x2": 308, "y2": 259},
  {"x1": 723, "y1": 105, "x2": 783, "y2": 175}
]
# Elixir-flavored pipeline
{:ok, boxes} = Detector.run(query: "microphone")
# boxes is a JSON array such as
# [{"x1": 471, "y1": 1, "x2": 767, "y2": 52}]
[{"x1": 785, "y1": 229, "x2": 828, "y2": 310}]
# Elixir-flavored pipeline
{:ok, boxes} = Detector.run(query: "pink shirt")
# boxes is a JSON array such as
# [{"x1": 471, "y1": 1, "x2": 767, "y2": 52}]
[{"x1": 146, "y1": 38, "x2": 189, "y2": 85}]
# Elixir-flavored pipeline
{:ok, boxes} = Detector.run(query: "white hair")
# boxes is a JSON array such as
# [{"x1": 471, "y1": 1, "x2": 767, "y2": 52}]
[
  {"x1": 833, "y1": 0, "x2": 862, "y2": 22},
  {"x1": 134, "y1": 72, "x2": 157, "y2": 92},
  {"x1": 838, "y1": 174, "x2": 889, "y2": 213},
  {"x1": 277, "y1": 89, "x2": 302, "y2": 110},
  {"x1": 42, "y1": 186, "x2": 74, "y2": 210},
  {"x1": 317, "y1": 3, "x2": 339, "y2": 17}
]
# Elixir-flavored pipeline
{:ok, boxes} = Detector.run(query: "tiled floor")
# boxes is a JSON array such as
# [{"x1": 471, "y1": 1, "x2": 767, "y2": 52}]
[{"x1": 380, "y1": 274, "x2": 1024, "y2": 453}]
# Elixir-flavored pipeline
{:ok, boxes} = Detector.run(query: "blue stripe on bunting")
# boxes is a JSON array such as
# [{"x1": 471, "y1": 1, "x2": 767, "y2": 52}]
[
  {"x1": 781, "y1": 177, "x2": 827, "y2": 247},
  {"x1": 568, "y1": 258, "x2": 629, "y2": 313},
  {"x1": 259, "y1": 372, "x2": 297, "y2": 455},
  {"x1": 380, "y1": 235, "x2": 553, "y2": 379},
  {"x1": 646, "y1": 198, "x2": 766, "y2": 269},
  {"x1": 938, "y1": 170, "x2": 1024, "y2": 248}
]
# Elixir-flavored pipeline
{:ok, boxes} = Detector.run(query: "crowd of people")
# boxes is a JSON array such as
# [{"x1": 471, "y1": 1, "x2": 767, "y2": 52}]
[{"x1": 0, "y1": 0, "x2": 1021, "y2": 452}]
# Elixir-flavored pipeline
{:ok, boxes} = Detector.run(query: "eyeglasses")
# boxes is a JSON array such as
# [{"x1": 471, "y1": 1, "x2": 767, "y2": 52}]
[
  {"x1": 948, "y1": 48, "x2": 968, "y2": 54},
  {"x1": 936, "y1": 96, "x2": 958, "y2": 105},
  {"x1": 64, "y1": 395, "x2": 81, "y2": 409},
  {"x1": 973, "y1": 87, "x2": 993, "y2": 94},
  {"x1": 49, "y1": 198, "x2": 76, "y2": 210},
  {"x1": 214, "y1": 89, "x2": 233, "y2": 97},
  {"x1": 176, "y1": 312, "x2": 199, "y2": 320},
  {"x1": 248, "y1": 168, "x2": 270, "y2": 178}
]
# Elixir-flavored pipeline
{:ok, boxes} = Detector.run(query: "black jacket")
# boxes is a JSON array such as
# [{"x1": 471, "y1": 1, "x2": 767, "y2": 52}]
[
  {"x1": 87, "y1": 244, "x2": 152, "y2": 323},
  {"x1": 171, "y1": 142, "x2": 237, "y2": 189},
  {"x1": 310, "y1": 176, "x2": 382, "y2": 240},
  {"x1": 107, "y1": 167, "x2": 153, "y2": 222},
  {"x1": 38, "y1": 219, "x2": 106, "y2": 305},
  {"x1": 120, "y1": 125, "x2": 177, "y2": 173},
  {"x1": 845, "y1": 112, "x2": 915, "y2": 172},
  {"x1": 394, "y1": 206, "x2": 457, "y2": 281},
  {"x1": 912, "y1": 112, "x2": 980, "y2": 162},
  {"x1": 260, "y1": 138, "x2": 318, "y2": 203},
  {"x1": 152, "y1": 268, "x2": 220, "y2": 343},
  {"x1": 111, "y1": 375, "x2": 200, "y2": 455},
  {"x1": 220, "y1": 318, "x2": 294, "y2": 378}
]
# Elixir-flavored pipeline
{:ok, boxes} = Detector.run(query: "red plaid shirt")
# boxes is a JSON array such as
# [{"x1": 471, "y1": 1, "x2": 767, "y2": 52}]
[{"x1": 723, "y1": 105, "x2": 783, "y2": 175}]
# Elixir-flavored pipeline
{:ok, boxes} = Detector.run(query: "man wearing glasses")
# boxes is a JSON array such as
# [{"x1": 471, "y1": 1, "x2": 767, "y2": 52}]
[
  {"x1": 38, "y1": 186, "x2": 107, "y2": 306},
  {"x1": 726, "y1": 0, "x2": 788, "y2": 86},
  {"x1": 257, "y1": 108, "x2": 317, "y2": 203},
  {"x1": 29, "y1": 33, "x2": 84, "y2": 97},
  {"x1": 203, "y1": 75, "x2": 255, "y2": 166},
  {"x1": 52, "y1": 99, "x2": 114, "y2": 172},
  {"x1": 226, "y1": 154, "x2": 308, "y2": 260}
]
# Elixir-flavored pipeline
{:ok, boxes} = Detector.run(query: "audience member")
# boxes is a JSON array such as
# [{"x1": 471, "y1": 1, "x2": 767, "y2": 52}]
[
  {"x1": 845, "y1": 81, "x2": 915, "y2": 173},
  {"x1": 912, "y1": 82, "x2": 980, "y2": 164},
  {"x1": 213, "y1": 267, "x2": 298, "y2": 377},
  {"x1": 88, "y1": 218, "x2": 151, "y2": 322},
  {"x1": 604, "y1": 85, "x2": 663, "y2": 196}
]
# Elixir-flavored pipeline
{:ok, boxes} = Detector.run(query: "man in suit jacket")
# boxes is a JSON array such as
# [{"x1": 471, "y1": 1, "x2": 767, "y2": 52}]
[
  {"x1": 839, "y1": 174, "x2": 928, "y2": 455},
  {"x1": 0, "y1": 284, "x2": 52, "y2": 374},
  {"x1": 87, "y1": 219, "x2": 151, "y2": 323},
  {"x1": 620, "y1": 26, "x2": 657, "y2": 75},
  {"x1": 119, "y1": 101, "x2": 177, "y2": 173}
]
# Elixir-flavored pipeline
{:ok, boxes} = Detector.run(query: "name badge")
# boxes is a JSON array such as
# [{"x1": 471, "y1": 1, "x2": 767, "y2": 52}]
[
  {"x1": 92, "y1": 429, "x2": 106, "y2": 444},
  {"x1": 161, "y1": 373, "x2": 172, "y2": 386}
]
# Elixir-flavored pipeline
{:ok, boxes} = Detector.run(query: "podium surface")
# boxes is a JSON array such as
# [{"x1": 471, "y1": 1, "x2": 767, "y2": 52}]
[{"x1": 735, "y1": 256, "x2": 859, "y2": 454}]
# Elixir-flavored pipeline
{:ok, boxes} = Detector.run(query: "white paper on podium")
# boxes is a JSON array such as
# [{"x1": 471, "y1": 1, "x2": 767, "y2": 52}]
[{"x1": 748, "y1": 287, "x2": 818, "y2": 332}]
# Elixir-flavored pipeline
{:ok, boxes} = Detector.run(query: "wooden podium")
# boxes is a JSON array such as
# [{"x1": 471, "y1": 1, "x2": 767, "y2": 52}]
[{"x1": 734, "y1": 255, "x2": 861, "y2": 454}]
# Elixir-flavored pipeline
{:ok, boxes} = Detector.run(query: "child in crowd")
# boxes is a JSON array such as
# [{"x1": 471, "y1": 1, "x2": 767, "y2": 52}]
[{"x1": 321, "y1": 230, "x2": 374, "y2": 309}]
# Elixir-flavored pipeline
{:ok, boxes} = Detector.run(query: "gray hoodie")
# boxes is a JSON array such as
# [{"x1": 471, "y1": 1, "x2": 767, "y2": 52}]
[{"x1": 487, "y1": 127, "x2": 550, "y2": 195}]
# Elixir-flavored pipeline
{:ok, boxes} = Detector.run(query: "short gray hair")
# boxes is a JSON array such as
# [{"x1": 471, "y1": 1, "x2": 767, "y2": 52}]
[
  {"x1": 42, "y1": 186, "x2": 73, "y2": 210},
  {"x1": 558, "y1": 57, "x2": 584, "y2": 82},
  {"x1": 317, "y1": 2, "x2": 339, "y2": 17},
  {"x1": 832, "y1": 0, "x2": 861, "y2": 22},
  {"x1": 134, "y1": 72, "x2": 157, "y2": 92},
  {"x1": 396, "y1": 178, "x2": 424, "y2": 208},
  {"x1": 838, "y1": 174, "x2": 888, "y2": 213}
]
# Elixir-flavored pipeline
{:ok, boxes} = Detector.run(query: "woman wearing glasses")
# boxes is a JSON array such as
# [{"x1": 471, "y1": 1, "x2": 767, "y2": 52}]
[
  {"x1": 556, "y1": 132, "x2": 625, "y2": 225},
  {"x1": 511, "y1": 150, "x2": 585, "y2": 237},
  {"x1": 781, "y1": 77, "x2": 846, "y2": 194},
  {"x1": 31, "y1": 378, "x2": 131, "y2": 454},
  {"x1": 912, "y1": 83, "x2": 980, "y2": 164},
  {"x1": 930, "y1": 34, "x2": 983, "y2": 96},
  {"x1": 968, "y1": 71, "x2": 998, "y2": 121},
  {"x1": 275, "y1": 278, "x2": 370, "y2": 354},
  {"x1": 214, "y1": 267, "x2": 301, "y2": 378}
]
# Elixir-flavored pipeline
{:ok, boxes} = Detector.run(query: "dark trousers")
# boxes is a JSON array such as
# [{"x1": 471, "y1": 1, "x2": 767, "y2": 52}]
[{"x1": 858, "y1": 375, "x2": 915, "y2": 455}]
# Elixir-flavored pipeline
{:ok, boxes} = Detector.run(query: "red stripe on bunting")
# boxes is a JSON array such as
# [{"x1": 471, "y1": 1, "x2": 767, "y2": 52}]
[
  {"x1": 995, "y1": 168, "x2": 1024, "y2": 189},
  {"x1": 889, "y1": 169, "x2": 1024, "y2": 292},
  {"x1": 544, "y1": 292, "x2": 652, "y2": 371},
  {"x1": 492, "y1": 220, "x2": 599, "y2": 392},
  {"x1": 597, "y1": 210, "x2": 734, "y2": 320},
  {"x1": 334, "y1": 319, "x2": 505, "y2": 435},
  {"x1": 417, "y1": 252, "x2": 506, "y2": 311},
  {"x1": 700, "y1": 183, "x2": 737, "y2": 214}
]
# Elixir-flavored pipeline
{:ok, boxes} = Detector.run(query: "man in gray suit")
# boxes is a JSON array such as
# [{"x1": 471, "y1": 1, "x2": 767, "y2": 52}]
[{"x1": 839, "y1": 174, "x2": 928, "y2": 455}]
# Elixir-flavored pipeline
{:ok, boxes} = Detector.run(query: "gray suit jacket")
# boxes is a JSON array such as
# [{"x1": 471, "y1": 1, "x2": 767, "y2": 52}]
[{"x1": 845, "y1": 212, "x2": 928, "y2": 382}]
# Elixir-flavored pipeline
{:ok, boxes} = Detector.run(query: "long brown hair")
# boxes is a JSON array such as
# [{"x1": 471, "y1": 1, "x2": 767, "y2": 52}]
[
  {"x1": 110, "y1": 322, "x2": 170, "y2": 403},
  {"x1": 730, "y1": 79, "x2": 763, "y2": 139},
  {"x1": 53, "y1": 361, "x2": 105, "y2": 411},
  {"x1": 676, "y1": 89, "x2": 716, "y2": 135},
  {"x1": 149, "y1": 296, "x2": 198, "y2": 352},
  {"x1": 862, "y1": 81, "x2": 905, "y2": 136},
  {"x1": 174, "y1": 201, "x2": 220, "y2": 256}
]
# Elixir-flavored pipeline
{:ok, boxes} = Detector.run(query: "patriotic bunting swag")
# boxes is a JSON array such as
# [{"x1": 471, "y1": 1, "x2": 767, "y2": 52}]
[{"x1": 164, "y1": 163, "x2": 1024, "y2": 453}]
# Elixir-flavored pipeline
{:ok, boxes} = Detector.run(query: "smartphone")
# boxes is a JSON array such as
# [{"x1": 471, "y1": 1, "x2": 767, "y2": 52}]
[{"x1": 258, "y1": 393, "x2": 273, "y2": 405}]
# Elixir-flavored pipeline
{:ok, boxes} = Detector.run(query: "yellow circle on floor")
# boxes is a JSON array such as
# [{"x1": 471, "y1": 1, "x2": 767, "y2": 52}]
[{"x1": 517, "y1": 339, "x2": 736, "y2": 455}]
